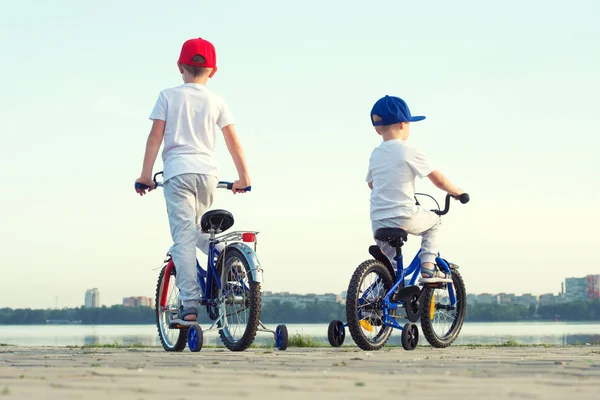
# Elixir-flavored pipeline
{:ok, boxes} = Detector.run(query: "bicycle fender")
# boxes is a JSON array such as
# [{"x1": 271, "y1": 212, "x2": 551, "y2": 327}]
[
  {"x1": 368, "y1": 245, "x2": 396, "y2": 280},
  {"x1": 226, "y1": 242, "x2": 264, "y2": 283}
]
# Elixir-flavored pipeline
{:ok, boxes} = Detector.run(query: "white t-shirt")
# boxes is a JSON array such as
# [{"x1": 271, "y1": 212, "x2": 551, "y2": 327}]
[
  {"x1": 366, "y1": 139, "x2": 435, "y2": 221},
  {"x1": 149, "y1": 83, "x2": 234, "y2": 182}
]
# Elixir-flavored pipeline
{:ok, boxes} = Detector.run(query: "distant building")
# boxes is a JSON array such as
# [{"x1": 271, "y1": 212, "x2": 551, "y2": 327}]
[
  {"x1": 123, "y1": 296, "x2": 154, "y2": 308},
  {"x1": 587, "y1": 275, "x2": 600, "y2": 300},
  {"x1": 84, "y1": 288, "x2": 100, "y2": 308},
  {"x1": 263, "y1": 292, "x2": 339, "y2": 307},
  {"x1": 476, "y1": 293, "x2": 497, "y2": 304},
  {"x1": 496, "y1": 293, "x2": 515, "y2": 305},
  {"x1": 513, "y1": 293, "x2": 538, "y2": 306},
  {"x1": 312, "y1": 293, "x2": 338, "y2": 303},
  {"x1": 565, "y1": 277, "x2": 589, "y2": 302},
  {"x1": 539, "y1": 293, "x2": 559, "y2": 305}
]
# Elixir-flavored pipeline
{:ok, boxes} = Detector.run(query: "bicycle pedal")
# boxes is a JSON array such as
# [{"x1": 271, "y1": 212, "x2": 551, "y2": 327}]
[{"x1": 169, "y1": 320, "x2": 199, "y2": 329}]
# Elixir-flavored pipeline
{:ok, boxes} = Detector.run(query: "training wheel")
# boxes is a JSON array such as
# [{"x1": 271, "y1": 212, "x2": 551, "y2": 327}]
[
  {"x1": 405, "y1": 295, "x2": 421, "y2": 323},
  {"x1": 275, "y1": 324, "x2": 288, "y2": 350},
  {"x1": 327, "y1": 320, "x2": 345, "y2": 347},
  {"x1": 187, "y1": 325, "x2": 203, "y2": 352},
  {"x1": 401, "y1": 322, "x2": 419, "y2": 351}
]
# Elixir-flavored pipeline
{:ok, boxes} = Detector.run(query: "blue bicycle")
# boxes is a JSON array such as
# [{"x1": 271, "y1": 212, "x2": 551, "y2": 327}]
[
  {"x1": 136, "y1": 172, "x2": 289, "y2": 352},
  {"x1": 328, "y1": 192, "x2": 470, "y2": 350}
]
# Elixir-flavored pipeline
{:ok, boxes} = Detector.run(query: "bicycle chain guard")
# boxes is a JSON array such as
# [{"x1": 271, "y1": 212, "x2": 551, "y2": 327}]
[{"x1": 392, "y1": 285, "x2": 422, "y2": 323}]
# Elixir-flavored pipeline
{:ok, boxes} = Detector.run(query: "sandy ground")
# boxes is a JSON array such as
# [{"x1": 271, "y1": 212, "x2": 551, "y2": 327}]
[{"x1": 0, "y1": 346, "x2": 599, "y2": 399}]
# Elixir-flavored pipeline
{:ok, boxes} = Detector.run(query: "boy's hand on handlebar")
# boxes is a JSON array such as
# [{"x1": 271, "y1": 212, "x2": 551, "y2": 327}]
[
  {"x1": 135, "y1": 176, "x2": 155, "y2": 196},
  {"x1": 232, "y1": 179, "x2": 251, "y2": 194},
  {"x1": 452, "y1": 192, "x2": 470, "y2": 204},
  {"x1": 450, "y1": 189, "x2": 464, "y2": 200}
]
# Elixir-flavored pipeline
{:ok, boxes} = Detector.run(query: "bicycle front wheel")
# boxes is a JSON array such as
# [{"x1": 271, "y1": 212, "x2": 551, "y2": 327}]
[
  {"x1": 214, "y1": 247, "x2": 261, "y2": 351},
  {"x1": 420, "y1": 269, "x2": 467, "y2": 348},
  {"x1": 155, "y1": 261, "x2": 187, "y2": 351},
  {"x1": 346, "y1": 260, "x2": 394, "y2": 351}
]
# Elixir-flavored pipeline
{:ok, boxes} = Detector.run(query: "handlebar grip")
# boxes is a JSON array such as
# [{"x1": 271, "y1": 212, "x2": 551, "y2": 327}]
[
  {"x1": 217, "y1": 182, "x2": 252, "y2": 192},
  {"x1": 457, "y1": 193, "x2": 470, "y2": 204},
  {"x1": 135, "y1": 182, "x2": 154, "y2": 190}
]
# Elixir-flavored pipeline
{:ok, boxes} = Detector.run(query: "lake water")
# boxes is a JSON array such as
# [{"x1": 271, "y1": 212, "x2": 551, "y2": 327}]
[{"x1": 1, "y1": 322, "x2": 599, "y2": 347}]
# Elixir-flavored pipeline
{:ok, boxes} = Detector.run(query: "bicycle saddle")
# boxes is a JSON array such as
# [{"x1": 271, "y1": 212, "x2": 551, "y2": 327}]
[
  {"x1": 374, "y1": 228, "x2": 408, "y2": 247},
  {"x1": 201, "y1": 209, "x2": 234, "y2": 233}
]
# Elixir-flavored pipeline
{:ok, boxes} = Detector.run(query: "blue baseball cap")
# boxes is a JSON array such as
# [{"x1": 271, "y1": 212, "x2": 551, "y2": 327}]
[{"x1": 371, "y1": 95, "x2": 426, "y2": 126}]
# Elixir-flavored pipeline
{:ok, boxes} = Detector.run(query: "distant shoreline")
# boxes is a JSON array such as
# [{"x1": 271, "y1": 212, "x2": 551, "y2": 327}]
[{"x1": 1, "y1": 300, "x2": 599, "y2": 324}]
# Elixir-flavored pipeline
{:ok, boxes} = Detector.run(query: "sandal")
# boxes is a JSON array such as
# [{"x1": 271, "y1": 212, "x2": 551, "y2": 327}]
[
  {"x1": 170, "y1": 306, "x2": 198, "y2": 326},
  {"x1": 419, "y1": 266, "x2": 452, "y2": 283}
]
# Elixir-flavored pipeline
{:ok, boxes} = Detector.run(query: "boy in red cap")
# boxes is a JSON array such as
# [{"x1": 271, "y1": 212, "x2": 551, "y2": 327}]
[
  {"x1": 367, "y1": 95, "x2": 464, "y2": 282},
  {"x1": 135, "y1": 38, "x2": 251, "y2": 324}
]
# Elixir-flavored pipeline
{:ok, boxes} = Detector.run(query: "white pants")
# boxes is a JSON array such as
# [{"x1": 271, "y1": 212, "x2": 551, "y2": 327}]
[
  {"x1": 164, "y1": 173, "x2": 219, "y2": 308},
  {"x1": 372, "y1": 206, "x2": 442, "y2": 267}
]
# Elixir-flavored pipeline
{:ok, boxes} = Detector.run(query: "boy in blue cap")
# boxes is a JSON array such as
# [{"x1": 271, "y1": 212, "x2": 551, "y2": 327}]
[{"x1": 366, "y1": 96, "x2": 464, "y2": 282}]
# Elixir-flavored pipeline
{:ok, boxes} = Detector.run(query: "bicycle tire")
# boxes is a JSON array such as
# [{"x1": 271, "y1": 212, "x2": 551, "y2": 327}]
[
  {"x1": 155, "y1": 263, "x2": 187, "y2": 351},
  {"x1": 420, "y1": 269, "x2": 467, "y2": 348},
  {"x1": 346, "y1": 260, "x2": 394, "y2": 351},
  {"x1": 214, "y1": 247, "x2": 261, "y2": 351}
]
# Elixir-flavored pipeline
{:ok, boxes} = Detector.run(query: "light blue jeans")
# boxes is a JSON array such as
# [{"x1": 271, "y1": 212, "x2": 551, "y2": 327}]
[
  {"x1": 163, "y1": 173, "x2": 219, "y2": 308},
  {"x1": 372, "y1": 206, "x2": 442, "y2": 267}
]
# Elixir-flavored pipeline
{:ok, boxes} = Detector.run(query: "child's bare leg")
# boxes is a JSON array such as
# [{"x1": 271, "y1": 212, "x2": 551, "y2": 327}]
[
  {"x1": 421, "y1": 262, "x2": 446, "y2": 279},
  {"x1": 421, "y1": 262, "x2": 436, "y2": 273}
]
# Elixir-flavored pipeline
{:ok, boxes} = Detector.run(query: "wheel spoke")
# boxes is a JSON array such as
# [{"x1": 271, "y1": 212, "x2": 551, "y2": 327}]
[
  {"x1": 348, "y1": 261, "x2": 393, "y2": 349},
  {"x1": 431, "y1": 287, "x2": 456, "y2": 338},
  {"x1": 220, "y1": 257, "x2": 251, "y2": 344}
]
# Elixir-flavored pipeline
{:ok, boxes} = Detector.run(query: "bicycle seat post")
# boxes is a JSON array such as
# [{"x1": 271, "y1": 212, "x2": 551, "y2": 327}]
[
  {"x1": 394, "y1": 245, "x2": 402, "y2": 260},
  {"x1": 394, "y1": 245, "x2": 404, "y2": 285}
]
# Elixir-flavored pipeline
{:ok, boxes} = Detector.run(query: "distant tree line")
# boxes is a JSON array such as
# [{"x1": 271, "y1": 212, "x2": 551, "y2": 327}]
[
  {"x1": 538, "y1": 301, "x2": 600, "y2": 321},
  {"x1": 260, "y1": 300, "x2": 346, "y2": 323},
  {"x1": 0, "y1": 306, "x2": 155, "y2": 325},
  {"x1": 0, "y1": 300, "x2": 598, "y2": 325},
  {"x1": 465, "y1": 300, "x2": 600, "y2": 322},
  {"x1": 465, "y1": 303, "x2": 533, "y2": 322}
]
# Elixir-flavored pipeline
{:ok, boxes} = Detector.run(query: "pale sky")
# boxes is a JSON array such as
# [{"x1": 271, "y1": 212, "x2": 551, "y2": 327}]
[{"x1": 1, "y1": 0, "x2": 599, "y2": 309}]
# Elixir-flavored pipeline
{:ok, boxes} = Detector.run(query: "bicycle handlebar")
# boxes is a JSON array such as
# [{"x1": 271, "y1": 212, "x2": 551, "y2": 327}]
[
  {"x1": 217, "y1": 182, "x2": 252, "y2": 192},
  {"x1": 135, "y1": 171, "x2": 251, "y2": 192},
  {"x1": 434, "y1": 193, "x2": 470, "y2": 216},
  {"x1": 134, "y1": 172, "x2": 164, "y2": 191}
]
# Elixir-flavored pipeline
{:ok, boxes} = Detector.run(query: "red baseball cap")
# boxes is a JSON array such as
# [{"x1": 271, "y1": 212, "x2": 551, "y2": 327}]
[{"x1": 178, "y1": 38, "x2": 217, "y2": 74}]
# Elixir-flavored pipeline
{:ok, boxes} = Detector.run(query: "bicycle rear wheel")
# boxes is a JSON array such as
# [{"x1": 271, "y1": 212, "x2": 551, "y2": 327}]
[
  {"x1": 155, "y1": 261, "x2": 187, "y2": 351},
  {"x1": 420, "y1": 269, "x2": 467, "y2": 348},
  {"x1": 214, "y1": 247, "x2": 261, "y2": 351},
  {"x1": 346, "y1": 260, "x2": 394, "y2": 350}
]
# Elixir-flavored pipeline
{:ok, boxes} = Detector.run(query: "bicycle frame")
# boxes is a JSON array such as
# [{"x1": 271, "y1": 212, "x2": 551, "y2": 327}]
[
  {"x1": 159, "y1": 231, "x2": 262, "y2": 311},
  {"x1": 158, "y1": 245, "x2": 221, "y2": 310},
  {"x1": 196, "y1": 243, "x2": 222, "y2": 305},
  {"x1": 361, "y1": 249, "x2": 458, "y2": 331}
]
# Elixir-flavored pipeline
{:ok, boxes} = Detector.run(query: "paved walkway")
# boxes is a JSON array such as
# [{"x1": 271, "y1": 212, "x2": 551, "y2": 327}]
[{"x1": 1, "y1": 346, "x2": 599, "y2": 399}]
